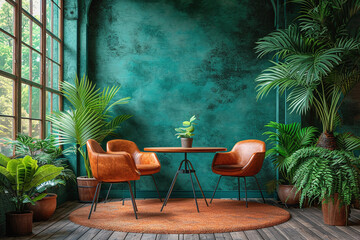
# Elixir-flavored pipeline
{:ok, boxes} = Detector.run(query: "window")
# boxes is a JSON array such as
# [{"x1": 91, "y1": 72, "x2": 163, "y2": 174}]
[{"x1": 0, "y1": 0, "x2": 63, "y2": 156}]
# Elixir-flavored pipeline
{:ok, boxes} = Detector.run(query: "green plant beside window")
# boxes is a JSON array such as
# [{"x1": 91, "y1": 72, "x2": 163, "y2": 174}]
[
  {"x1": 175, "y1": 115, "x2": 196, "y2": 138},
  {"x1": 287, "y1": 147, "x2": 360, "y2": 210},
  {"x1": 49, "y1": 75, "x2": 132, "y2": 178},
  {"x1": 0, "y1": 154, "x2": 64, "y2": 212},
  {"x1": 264, "y1": 121, "x2": 318, "y2": 192}
]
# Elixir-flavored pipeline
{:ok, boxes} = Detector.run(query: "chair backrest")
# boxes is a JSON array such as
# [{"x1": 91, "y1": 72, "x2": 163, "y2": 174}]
[
  {"x1": 231, "y1": 140, "x2": 266, "y2": 167},
  {"x1": 86, "y1": 139, "x2": 106, "y2": 179},
  {"x1": 107, "y1": 139, "x2": 141, "y2": 164}
]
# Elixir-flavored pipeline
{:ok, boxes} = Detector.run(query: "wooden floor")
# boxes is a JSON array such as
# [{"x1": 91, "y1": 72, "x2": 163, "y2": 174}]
[{"x1": 2, "y1": 199, "x2": 360, "y2": 240}]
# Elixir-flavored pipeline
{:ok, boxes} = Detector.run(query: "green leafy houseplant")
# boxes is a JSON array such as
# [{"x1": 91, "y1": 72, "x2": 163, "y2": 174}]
[
  {"x1": 264, "y1": 121, "x2": 318, "y2": 193},
  {"x1": 175, "y1": 115, "x2": 197, "y2": 138},
  {"x1": 0, "y1": 154, "x2": 63, "y2": 212},
  {"x1": 255, "y1": 0, "x2": 360, "y2": 150},
  {"x1": 49, "y1": 75, "x2": 132, "y2": 178},
  {"x1": 3, "y1": 134, "x2": 76, "y2": 183},
  {"x1": 288, "y1": 147, "x2": 360, "y2": 209}
]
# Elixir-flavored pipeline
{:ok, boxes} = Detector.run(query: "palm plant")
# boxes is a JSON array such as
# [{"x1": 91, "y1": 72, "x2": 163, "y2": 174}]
[
  {"x1": 264, "y1": 121, "x2": 318, "y2": 186},
  {"x1": 49, "y1": 75, "x2": 132, "y2": 178},
  {"x1": 256, "y1": 0, "x2": 360, "y2": 149}
]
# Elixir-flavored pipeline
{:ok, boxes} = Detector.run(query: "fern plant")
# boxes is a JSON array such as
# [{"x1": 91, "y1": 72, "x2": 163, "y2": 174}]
[
  {"x1": 264, "y1": 121, "x2": 318, "y2": 192},
  {"x1": 287, "y1": 147, "x2": 360, "y2": 208}
]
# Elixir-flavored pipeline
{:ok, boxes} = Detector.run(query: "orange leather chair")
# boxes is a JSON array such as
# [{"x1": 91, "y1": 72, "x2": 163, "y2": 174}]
[
  {"x1": 210, "y1": 140, "x2": 266, "y2": 207},
  {"x1": 106, "y1": 139, "x2": 162, "y2": 201},
  {"x1": 86, "y1": 139, "x2": 140, "y2": 219}
]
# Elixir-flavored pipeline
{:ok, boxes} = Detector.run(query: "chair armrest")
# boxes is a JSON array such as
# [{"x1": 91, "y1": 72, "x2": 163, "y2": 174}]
[
  {"x1": 212, "y1": 152, "x2": 237, "y2": 167},
  {"x1": 96, "y1": 152, "x2": 141, "y2": 181},
  {"x1": 136, "y1": 152, "x2": 160, "y2": 166},
  {"x1": 240, "y1": 152, "x2": 265, "y2": 176}
]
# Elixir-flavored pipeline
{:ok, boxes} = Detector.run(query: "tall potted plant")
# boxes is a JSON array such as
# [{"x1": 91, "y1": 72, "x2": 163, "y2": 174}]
[
  {"x1": 255, "y1": 0, "x2": 360, "y2": 150},
  {"x1": 288, "y1": 147, "x2": 360, "y2": 225},
  {"x1": 264, "y1": 121, "x2": 318, "y2": 205},
  {"x1": 49, "y1": 75, "x2": 131, "y2": 202},
  {"x1": 0, "y1": 154, "x2": 63, "y2": 236}
]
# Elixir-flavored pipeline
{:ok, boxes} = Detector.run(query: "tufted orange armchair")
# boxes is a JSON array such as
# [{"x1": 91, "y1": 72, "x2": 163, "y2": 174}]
[
  {"x1": 86, "y1": 139, "x2": 140, "y2": 219},
  {"x1": 210, "y1": 140, "x2": 266, "y2": 207},
  {"x1": 106, "y1": 139, "x2": 162, "y2": 201}
]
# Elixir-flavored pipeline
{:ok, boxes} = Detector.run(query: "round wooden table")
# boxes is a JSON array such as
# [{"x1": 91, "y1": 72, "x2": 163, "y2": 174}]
[{"x1": 144, "y1": 147, "x2": 227, "y2": 212}]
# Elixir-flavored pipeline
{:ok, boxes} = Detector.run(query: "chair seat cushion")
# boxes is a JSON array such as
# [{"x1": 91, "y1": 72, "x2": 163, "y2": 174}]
[
  {"x1": 213, "y1": 164, "x2": 243, "y2": 171},
  {"x1": 136, "y1": 164, "x2": 161, "y2": 175}
]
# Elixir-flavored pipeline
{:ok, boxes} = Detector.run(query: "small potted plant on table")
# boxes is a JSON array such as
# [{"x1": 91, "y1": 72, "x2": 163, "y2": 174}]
[
  {"x1": 0, "y1": 154, "x2": 63, "y2": 236},
  {"x1": 175, "y1": 115, "x2": 197, "y2": 148}
]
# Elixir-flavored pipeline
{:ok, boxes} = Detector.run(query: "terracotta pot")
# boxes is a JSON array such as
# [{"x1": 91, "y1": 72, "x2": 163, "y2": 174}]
[
  {"x1": 77, "y1": 177, "x2": 99, "y2": 202},
  {"x1": 277, "y1": 185, "x2": 300, "y2": 205},
  {"x1": 181, "y1": 138, "x2": 193, "y2": 148},
  {"x1": 27, "y1": 193, "x2": 57, "y2": 221},
  {"x1": 6, "y1": 211, "x2": 33, "y2": 236},
  {"x1": 322, "y1": 193, "x2": 348, "y2": 226}
]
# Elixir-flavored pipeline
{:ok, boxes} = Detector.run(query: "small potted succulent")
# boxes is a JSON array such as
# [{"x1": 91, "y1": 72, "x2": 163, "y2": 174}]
[{"x1": 175, "y1": 115, "x2": 197, "y2": 148}]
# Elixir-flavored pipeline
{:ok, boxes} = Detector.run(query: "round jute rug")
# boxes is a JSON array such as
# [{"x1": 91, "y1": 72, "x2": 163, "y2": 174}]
[{"x1": 69, "y1": 198, "x2": 290, "y2": 234}]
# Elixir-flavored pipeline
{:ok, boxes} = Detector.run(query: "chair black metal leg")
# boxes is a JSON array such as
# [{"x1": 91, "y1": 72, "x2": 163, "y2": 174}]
[
  {"x1": 88, "y1": 183, "x2": 100, "y2": 219},
  {"x1": 127, "y1": 181, "x2": 138, "y2": 219},
  {"x1": 189, "y1": 169, "x2": 199, "y2": 212},
  {"x1": 210, "y1": 175, "x2": 222, "y2": 204},
  {"x1": 243, "y1": 177, "x2": 248, "y2": 208},
  {"x1": 104, "y1": 183, "x2": 112, "y2": 203},
  {"x1": 237, "y1": 177, "x2": 240, "y2": 201},
  {"x1": 134, "y1": 181, "x2": 136, "y2": 198},
  {"x1": 151, "y1": 175, "x2": 162, "y2": 202},
  {"x1": 122, "y1": 197, "x2": 125, "y2": 205},
  {"x1": 94, "y1": 183, "x2": 102, "y2": 212},
  {"x1": 254, "y1": 176, "x2": 265, "y2": 203}
]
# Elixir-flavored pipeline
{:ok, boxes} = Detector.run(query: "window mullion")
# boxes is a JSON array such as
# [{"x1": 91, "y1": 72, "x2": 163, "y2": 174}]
[
  {"x1": 41, "y1": 0, "x2": 47, "y2": 138},
  {"x1": 14, "y1": 0, "x2": 22, "y2": 137}
]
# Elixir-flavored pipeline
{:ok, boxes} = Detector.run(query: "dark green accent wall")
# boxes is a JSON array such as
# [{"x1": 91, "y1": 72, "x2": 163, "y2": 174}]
[{"x1": 84, "y1": 0, "x2": 293, "y2": 198}]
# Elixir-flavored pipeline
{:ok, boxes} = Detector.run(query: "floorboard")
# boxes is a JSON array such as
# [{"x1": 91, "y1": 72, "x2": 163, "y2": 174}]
[{"x1": 1, "y1": 199, "x2": 360, "y2": 240}]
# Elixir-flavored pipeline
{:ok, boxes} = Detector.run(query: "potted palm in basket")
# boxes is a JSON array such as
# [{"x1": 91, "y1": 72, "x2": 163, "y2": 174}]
[{"x1": 49, "y1": 75, "x2": 132, "y2": 202}]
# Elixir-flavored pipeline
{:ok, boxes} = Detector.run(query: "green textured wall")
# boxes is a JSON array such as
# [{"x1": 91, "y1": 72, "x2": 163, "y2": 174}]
[{"x1": 86, "y1": 0, "x2": 281, "y2": 199}]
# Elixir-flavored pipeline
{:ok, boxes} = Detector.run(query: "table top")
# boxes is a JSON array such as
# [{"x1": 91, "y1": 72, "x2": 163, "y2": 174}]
[{"x1": 144, "y1": 147, "x2": 227, "y2": 153}]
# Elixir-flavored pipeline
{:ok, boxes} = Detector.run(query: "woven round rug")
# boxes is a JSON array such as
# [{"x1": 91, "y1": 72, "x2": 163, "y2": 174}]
[{"x1": 69, "y1": 198, "x2": 290, "y2": 234}]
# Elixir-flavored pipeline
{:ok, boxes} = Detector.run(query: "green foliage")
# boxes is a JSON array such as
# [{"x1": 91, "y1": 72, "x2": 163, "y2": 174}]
[
  {"x1": 255, "y1": 0, "x2": 360, "y2": 134},
  {"x1": 49, "y1": 75, "x2": 132, "y2": 178},
  {"x1": 335, "y1": 132, "x2": 360, "y2": 152},
  {"x1": 175, "y1": 115, "x2": 197, "y2": 138},
  {"x1": 264, "y1": 121, "x2": 318, "y2": 190},
  {"x1": 0, "y1": 154, "x2": 63, "y2": 212},
  {"x1": 2, "y1": 134, "x2": 76, "y2": 183},
  {"x1": 287, "y1": 147, "x2": 360, "y2": 207}
]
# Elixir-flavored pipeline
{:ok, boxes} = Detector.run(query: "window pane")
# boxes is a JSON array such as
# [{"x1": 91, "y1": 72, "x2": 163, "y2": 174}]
[
  {"x1": 0, "y1": 76, "x2": 14, "y2": 116},
  {"x1": 52, "y1": 38, "x2": 59, "y2": 63},
  {"x1": 32, "y1": 21, "x2": 41, "y2": 51},
  {"x1": 46, "y1": 0, "x2": 51, "y2": 31},
  {"x1": 53, "y1": 63, "x2": 59, "y2": 89},
  {"x1": 31, "y1": 86, "x2": 41, "y2": 119},
  {"x1": 46, "y1": 120, "x2": 51, "y2": 136},
  {"x1": 21, "y1": 119, "x2": 30, "y2": 136},
  {"x1": 0, "y1": 31, "x2": 14, "y2": 74},
  {"x1": 21, "y1": 45, "x2": 30, "y2": 80},
  {"x1": 53, "y1": 5, "x2": 60, "y2": 37},
  {"x1": 32, "y1": 120, "x2": 41, "y2": 138},
  {"x1": 46, "y1": 33, "x2": 51, "y2": 57},
  {"x1": 53, "y1": 93, "x2": 59, "y2": 112},
  {"x1": 46, "y1": 58, "x2": 51, "y2": 87},
  {"x1": 46, "y1": 91, "x2": 51, "y2": 116},
  {"x1": 32, "y1": 50, "x2": 41, "y2": 83},
  {"x1": 21, "y1": 14, "x2": 30, "y2": 45},
  {"x1": 23, "y1": 0, "x2": 42, "y2": 22},
  {"x1": 21, "y1": 84, "x2": 30, "y2": 118},
  {"x1": 0, "y1": 0, "x2": 15, "y2": 35},
  {"x1": 0, "y1": 117, "x2": 14, "y2": 156}
]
